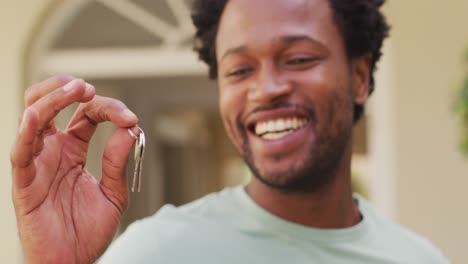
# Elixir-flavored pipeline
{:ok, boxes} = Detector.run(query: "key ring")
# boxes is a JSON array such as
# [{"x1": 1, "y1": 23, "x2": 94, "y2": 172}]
[{"x1": 128, "y1": 126, "x2": 143, "y2": 140}]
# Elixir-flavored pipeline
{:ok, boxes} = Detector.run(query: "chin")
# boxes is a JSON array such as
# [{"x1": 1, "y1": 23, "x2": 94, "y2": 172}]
[{"x1": 244, "y1": 152, "x2": 338, "y2": 193}]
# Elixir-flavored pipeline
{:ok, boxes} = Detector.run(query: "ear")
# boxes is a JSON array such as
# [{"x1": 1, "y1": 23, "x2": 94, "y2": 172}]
[{"x1": 351, "y1": 54, "x2": 372, "y2": 106}]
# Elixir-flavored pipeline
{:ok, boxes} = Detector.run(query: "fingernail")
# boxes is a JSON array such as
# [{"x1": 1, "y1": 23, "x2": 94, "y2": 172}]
[
  {"x1": 63, "y1": 79, "x2": 81, "y2": 92},
  {"x1": 84, "y1": 83, "x2": 94, "y2": 96},
  {"x1": 123, "y1": 109, "x2": 136, "y2": 118}
]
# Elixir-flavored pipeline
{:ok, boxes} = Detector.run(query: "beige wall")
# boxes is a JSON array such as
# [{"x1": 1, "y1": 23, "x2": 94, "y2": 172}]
[
  {"x1": 385, "y1": 0, "x2": 468, "y2": 263},
  {"x1": 1, "y1": 0, "x2": 467, "y2": 263},
  {"x1": 0, "y1": 1, "x2": 51, "y2": 263}
]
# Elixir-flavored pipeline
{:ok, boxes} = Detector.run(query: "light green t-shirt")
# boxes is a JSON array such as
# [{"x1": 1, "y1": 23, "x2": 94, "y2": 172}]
[{"x1": 99, "y1": 186, "x2": 449, "y2": 263}]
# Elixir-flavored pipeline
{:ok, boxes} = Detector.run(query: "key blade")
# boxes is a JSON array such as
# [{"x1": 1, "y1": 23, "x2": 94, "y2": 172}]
[{"x1": 131, "y1": 126, "x2": 145, "y2": 193}]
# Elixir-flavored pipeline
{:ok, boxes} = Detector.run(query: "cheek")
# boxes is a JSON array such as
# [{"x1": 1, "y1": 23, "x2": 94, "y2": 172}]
[
  {"x1": 295, "y1": 66, "x2": 353, "y2": 131},
  {"x1": 219, "y1": 86, "x2": 247, "y2": 150},
  {"x1": 219, "y1": 95, "x2": 235, "y2": 140},
  {"x1": 320, "y1": 84, "x2": 354, "y2": 138}
]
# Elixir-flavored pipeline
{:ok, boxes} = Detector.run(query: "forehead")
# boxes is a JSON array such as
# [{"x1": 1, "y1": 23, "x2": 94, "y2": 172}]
[
  {"x1": 216, "y1": 0, "x2": 340, "y2": 57},
  {"x1": 223, "y1": 0, "x2": 327, "y2": 24}
]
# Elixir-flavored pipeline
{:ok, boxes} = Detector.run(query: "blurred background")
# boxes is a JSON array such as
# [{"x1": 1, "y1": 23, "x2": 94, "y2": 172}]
[{"x1": 1, "y1": 0, "x2": 467, "y2": 263}]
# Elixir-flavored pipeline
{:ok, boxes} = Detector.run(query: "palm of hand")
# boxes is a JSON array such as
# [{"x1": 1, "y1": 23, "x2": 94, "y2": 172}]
[{"x1": 16, "y1": 132, "x2": 122, "y2": 263}]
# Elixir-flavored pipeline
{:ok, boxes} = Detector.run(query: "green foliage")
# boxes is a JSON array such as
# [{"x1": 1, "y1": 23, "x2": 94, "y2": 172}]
[{"x1": 456, "y1": 48, "x2": 468, "y2": 155}]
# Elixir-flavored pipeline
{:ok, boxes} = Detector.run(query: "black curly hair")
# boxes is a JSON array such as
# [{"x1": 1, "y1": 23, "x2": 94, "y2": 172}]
[{"x1": 191, "y1": 0, "x2": 390, "y2": 123}]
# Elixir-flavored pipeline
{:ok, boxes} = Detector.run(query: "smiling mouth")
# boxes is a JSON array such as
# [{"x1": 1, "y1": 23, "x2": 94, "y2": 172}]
[{"x1": 253, "y1": 117, "x2": 309, "y2": 140}]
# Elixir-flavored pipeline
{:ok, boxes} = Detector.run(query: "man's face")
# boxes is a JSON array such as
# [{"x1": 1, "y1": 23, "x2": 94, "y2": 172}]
[{"x1": 216, "y1": 0, "x2": 369, "y2": 191}]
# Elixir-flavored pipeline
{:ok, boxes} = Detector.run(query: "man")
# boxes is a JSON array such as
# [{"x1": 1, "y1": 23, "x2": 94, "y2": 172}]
[{"x1": 10, "y1": 0, "x2": 448, "y2": 263}]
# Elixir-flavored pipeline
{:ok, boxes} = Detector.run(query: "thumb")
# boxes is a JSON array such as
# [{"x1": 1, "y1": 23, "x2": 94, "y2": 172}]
[{"x1": 100, "y1": 126, "x2": 140, "y2": 214}]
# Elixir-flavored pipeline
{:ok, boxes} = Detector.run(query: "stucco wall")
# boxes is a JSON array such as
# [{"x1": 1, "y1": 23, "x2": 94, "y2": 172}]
[
  {"x1": 385, "y1": 0, "x2": 468, "y2": 262},
  {"x1": 0, "y1": 1, "x2": 51, "y2": 263}
]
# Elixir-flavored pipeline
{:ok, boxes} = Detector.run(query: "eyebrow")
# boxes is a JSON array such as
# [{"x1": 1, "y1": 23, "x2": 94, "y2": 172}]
[
  {"x1": 280, "y1": 35, "x2": 324, "y2": 47},
  {"x1": 219, "y1": 34, "x2": 326, "y2": 61},
  {"x1": 220, "y1": 45, "x2": 249, "y2": 62}
]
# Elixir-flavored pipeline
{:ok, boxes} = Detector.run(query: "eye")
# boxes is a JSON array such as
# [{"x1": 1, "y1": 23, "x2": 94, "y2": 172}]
[
  {"x1": 286, "y1": 57, "x2": 317, "y2": 65},
  {"x1": 226, "y1": 67, "x2": 253, "y2": 77}
]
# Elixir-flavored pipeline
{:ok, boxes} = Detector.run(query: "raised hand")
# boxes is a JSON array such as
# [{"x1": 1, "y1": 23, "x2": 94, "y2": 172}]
[{"x1": 10, "y1": 76, "x2": 139, "y2": 264}]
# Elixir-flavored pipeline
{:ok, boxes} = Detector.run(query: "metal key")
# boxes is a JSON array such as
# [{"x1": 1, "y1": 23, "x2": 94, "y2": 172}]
[{"x1": 128, "y1": 126, "x2": 145, "y2": 192}]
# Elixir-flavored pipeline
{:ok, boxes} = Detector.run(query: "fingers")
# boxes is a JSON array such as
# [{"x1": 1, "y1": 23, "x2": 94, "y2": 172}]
[
  {"x1": 27, "y1": 79, "x2": 95, "y2": 135},
  {"x1": 100, "y1": 127, "x2": 141, "y2": 213},
  {"x1": 12, "y1": 77, "x2": 95, "y2": 189},
  {"x1": 24, "y1": 75, "x2": 76, "y2": 106},
  {"x1": 10, "y1": 107, "x2": 39, "y2": 188},
  {"x1": 66, "y1": 96, "x2": 138, "y2": 143}
]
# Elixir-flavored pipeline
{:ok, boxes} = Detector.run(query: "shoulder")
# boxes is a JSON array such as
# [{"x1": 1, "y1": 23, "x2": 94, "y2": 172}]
[
  {"x1": 357, "y1": 196, "x2": 450, "y2": 263},
  {"x1": 397, "y1": 228, "x2": 449, "y2": 263}
]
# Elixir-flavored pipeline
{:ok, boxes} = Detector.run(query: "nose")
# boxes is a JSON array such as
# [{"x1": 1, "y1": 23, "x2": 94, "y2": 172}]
[{"x1": 248, "y1": 63, "x2": 293, "y2": 103}]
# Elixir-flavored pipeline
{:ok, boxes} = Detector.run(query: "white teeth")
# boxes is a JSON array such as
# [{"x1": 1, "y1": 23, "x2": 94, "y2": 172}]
[
  {"x1": 267, "y1": 121, "x2": 275, "y2": 133},
  {"x1": 262, "y1": 130, "x2": 293, "y2": 140},
  {"x1": 275, "y1": 119, "x2": 285, "y2": 131},
  {"x1": 254, "y1": 117, "x2": 308, "y2": 140},
  {"x1": 292, "y1": 119, "x2": 298, "y2": 129}
]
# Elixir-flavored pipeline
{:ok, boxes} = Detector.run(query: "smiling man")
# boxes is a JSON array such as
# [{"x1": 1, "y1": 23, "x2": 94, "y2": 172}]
[
  {"x1": 11, "y1": 0, "x2": 449, "y2": 263},
  {"x1": 214, "y1": 0, "x2": 370, "y2": 229}
]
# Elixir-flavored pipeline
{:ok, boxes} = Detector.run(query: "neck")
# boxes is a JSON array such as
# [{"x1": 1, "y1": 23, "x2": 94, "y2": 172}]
[{"x1": 245, "y1": 144, "x2": 361, "y2": 229}]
